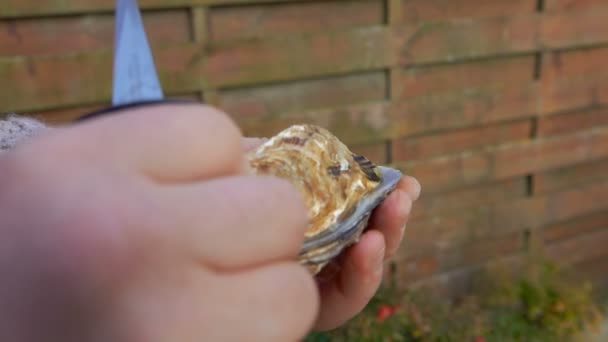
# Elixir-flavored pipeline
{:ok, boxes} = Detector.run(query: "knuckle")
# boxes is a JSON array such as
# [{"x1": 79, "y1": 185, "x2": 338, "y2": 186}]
[
  {"x1": 268, "y1": 177, "x2": 309, "y2": 232},
  {"x1": 189, "y1": 104, "x2": 242, "y2": 142},
  {"x1": 182, "y1": 104, "x2": 244, "y2": 169}
]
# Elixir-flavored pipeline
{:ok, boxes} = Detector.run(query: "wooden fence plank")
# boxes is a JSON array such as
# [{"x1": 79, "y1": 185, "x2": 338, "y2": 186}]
[
  {"x1": 535, "y1": 158, "x2": 608, "y2": 194},
  {"x1": 402, "y1": 179, "x2": 608, "y2": 253},
  {"x1": 542, "y1": 5, "x2": 608, "y2": 49},
  {"x1": 218, "y1": 71, "x2": 386, "y2": 122},
  {"x1": 1, "y1": 0, "x2": 302, "y2": 19},
  {"x1": 393, "y1": 120, "x2": 532, "y2": 161},
  {"x1": 396, "y1": 55, "x2": 535, "y2": 99},
  {"x1": 5, "y1": 7, "x2": 607, "y2": 113},
  {"x1": 0, "y1": 10, "x2": 191, "y2": 57},
  {"x1": 542, "y1": 211, "x2": 608, "y2": 243},
  {"x1": 411, "y1": 178, "x2": 529, "y2": 221},
  {"x1": 400, "y1": 0, "x2": 536, "y2": 22},
  {"x1": 397, "y1": 126, "x2": 608, "y2": 194},
  {"x1": 392, "y1": 14, "x2": 540, "y2": 65},
  {"x1": 537, "y1": 106, "x2": 608, "y2": 137},
  {"x1": 208, "y1": 0, "x2": 383, "y2": 42}
]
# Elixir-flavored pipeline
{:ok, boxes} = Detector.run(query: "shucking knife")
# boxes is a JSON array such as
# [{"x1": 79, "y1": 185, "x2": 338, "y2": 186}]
[{"x1": 78, "y1": 0, "x2": 192, "y2": 120}]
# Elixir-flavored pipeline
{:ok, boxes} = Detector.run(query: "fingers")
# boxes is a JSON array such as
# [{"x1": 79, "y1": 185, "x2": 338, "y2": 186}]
[
  {"x1": 369, "y1": 189, "x2": 412, "y2": 260},
  {"x1": 152, "y1": 175, "x2": 308, "y2": 270},
  {"x1": 368, "y1": 175, "x2": 420, "y2": 260},
  {"x1": 314, "y1": 231, "x2": 385, "y2": 331},
  {"x1": 207, "y1": 262, "x2": 319, "y2": 341},
  {"x1": 119, "y1": 262, "x2": 319, "y2": 342},
  {"x1": 35, "y1": 104, "x2": 244, "y2": 183}
]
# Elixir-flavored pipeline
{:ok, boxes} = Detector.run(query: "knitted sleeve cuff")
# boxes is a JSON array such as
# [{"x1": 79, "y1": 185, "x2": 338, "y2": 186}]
[{"x1": 0, "y1": 115, "x2": 47, "y2": 152}]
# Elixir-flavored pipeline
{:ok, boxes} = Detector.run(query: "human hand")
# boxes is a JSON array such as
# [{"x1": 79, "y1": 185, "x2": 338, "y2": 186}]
[
  {"x1": 243, "y1": 138, "x2": 421, "y2": 331},
  {"x1": 0, "y1": 104, "x2": 318, "y2": 342}
]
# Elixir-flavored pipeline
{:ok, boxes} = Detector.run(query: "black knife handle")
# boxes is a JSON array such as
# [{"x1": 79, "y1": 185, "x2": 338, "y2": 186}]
[{"x1": 77, "y1": 98, "x2": 202, "y2": 122}]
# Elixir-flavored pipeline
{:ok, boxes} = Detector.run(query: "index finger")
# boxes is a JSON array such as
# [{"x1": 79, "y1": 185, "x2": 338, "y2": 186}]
[
  {"x1": 150, "y1": 175, "x2": 309, "y2": 270},
  {"x1": 35, "y1": 104, "x2": 244, "y2": 183}
]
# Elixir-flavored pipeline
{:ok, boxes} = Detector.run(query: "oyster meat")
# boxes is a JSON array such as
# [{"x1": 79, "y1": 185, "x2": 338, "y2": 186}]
[{"x1": 247, "y1": 124, "x2": 402, "y2": 274}]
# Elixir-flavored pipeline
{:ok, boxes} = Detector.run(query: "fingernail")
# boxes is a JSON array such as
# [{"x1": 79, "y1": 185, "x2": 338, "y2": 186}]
[
  {"x1": 411, "y1": 179, "x2": 421, "y2": 201},
  {"x1": 404, "y1": 176, "x2": 421, "y2": 201}
]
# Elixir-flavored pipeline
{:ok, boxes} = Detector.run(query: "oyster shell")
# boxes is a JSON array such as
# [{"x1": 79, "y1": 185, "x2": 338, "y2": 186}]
[{"x1": 247, "y1": 124, "x2": 402, "y2": 274}]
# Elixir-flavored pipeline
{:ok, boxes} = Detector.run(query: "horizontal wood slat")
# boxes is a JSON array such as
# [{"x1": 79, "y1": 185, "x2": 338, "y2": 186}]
[
  {"x1": 1, "y1": 0, "x2": 302, "y2": 19},
  {"x1": 2, "y1": 7, "x2": 607, "y2": 114},
  {"x1": 0, "y1": 10, "x2": 192, "y2": 57},
  {"x1": 398, "y1": 126, "x2": 608, "y2": 194},
  {"x1": 208, "y1": 0, "x2": 383, "y2": 42},
  {"x1": 400, "y1": 0, "x2": 537, "y2": 22},
  {"x1": 402, "y1": 178, "x2": 608, "y2": 253}
]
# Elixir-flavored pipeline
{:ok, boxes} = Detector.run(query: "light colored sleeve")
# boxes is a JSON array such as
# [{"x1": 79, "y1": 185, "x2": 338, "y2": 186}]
[{"x1": 0, "y1": 115, "x2": 47, "y2": 152}]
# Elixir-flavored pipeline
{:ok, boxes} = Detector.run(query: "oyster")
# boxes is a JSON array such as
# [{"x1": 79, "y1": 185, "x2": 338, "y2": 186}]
[{"x1": 247, "y1": 124, "x2": 402, "y2": 274}]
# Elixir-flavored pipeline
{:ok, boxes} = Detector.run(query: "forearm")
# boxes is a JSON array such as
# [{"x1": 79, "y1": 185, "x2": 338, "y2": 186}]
[{"x1": 0, "y1": 115, "x2": 47, "y2": 151}]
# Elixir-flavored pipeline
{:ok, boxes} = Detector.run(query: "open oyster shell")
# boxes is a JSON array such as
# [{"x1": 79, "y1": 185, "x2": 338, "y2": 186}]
[{"x1": 247, "y1": 124, "x2": 402, "y2": 274}]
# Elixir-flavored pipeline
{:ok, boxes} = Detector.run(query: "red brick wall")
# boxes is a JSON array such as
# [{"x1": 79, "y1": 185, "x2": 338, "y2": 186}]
[{"x1": 2, "y1": 0, "x2": 608, "y2": 294}]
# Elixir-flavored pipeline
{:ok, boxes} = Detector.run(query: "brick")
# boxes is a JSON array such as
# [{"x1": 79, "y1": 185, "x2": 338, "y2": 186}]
[
  {"x1": 542, "y1": 211, "x2": 608, "y2": 243},
  {"x1": 208, "y1": 0, "x2": 383, "y2": 42},
  {"x1": 393, "y1": 120, "x2": 531, "y2": 161},
  {"x1": 541, "y1": 5, "x2": 608, "y2": 49},
  {"x1": 537, "y1": 107, "x2": 608, "y2": 137},
  {"x1": 396, "y1": 55, "x2": 535, "y2": 99},
  {"x1": 400, "y1": 0, "x2": 536, "y2": 22},
  {"x1": 218, "y1": 72, "x2": 386, "y2": 122},
  {"x1": 0, "y1": 10, "x2": 190, "y2": 57},
  {"x1": 393, "y1": 14, "x2": 540, "y2": 65},
  {"x1": 535, "y1": 158, "x2": 608, "y2": 194}
]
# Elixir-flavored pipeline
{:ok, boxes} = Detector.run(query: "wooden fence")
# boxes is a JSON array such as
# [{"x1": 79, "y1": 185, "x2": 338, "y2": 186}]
[{"x1": 2, "y1": 0, "x2": 608, "y2": 296}]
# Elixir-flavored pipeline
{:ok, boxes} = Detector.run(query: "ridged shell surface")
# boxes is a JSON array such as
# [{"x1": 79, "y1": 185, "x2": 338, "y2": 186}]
[{"x1": 247, "y1": 124, "x2": 401, "y2": 274}]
